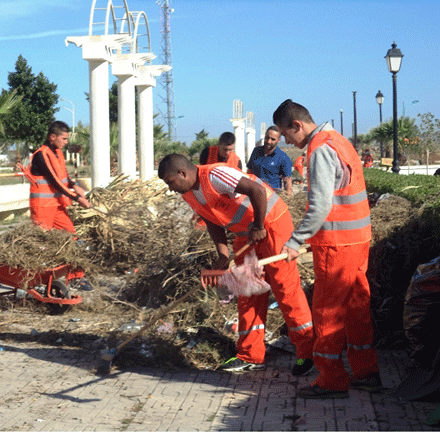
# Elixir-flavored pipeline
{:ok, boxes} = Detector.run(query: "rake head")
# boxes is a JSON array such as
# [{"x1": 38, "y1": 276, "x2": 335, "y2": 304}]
[{"x1": 200, "y1": 269, "x2": 228, "y2": 288}]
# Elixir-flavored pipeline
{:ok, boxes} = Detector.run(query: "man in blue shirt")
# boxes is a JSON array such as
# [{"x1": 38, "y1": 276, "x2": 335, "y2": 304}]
[{"x1": 247, "y1": 126, "x2": 293, "y2": 195}]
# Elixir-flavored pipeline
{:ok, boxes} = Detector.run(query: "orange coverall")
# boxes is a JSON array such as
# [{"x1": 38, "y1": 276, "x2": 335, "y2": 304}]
[
  {"x1": 306, "y1": 130, "x2": 378, "y2": 391},
  {"x1": 183, "y1": 164, "x2": 315, "y2": 364},
  {"x1": 24, "y1": 145, "x2": 79, "y2": 233},
  {"x1": 293, "y1": 155, "x2": 305, "y2": 177},
  {"x1": 194, "y1": 146, "x2": 243, "y2": 229},
  {"x1": 206, "y1": 146, "x2": 241, "y2": 169}
]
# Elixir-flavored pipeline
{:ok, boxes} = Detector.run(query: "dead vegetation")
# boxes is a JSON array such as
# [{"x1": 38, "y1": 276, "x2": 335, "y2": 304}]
[{"x1": 0, "y1": 175, "x2": 433, "y2": 371}]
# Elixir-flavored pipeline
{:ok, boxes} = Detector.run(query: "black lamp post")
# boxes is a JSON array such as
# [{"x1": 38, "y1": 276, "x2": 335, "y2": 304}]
[
  {"x1": 375, "y1": 90, "x2": 384, "y2": 158},
  {"x1": 385, "y1": 42, "x2": 404, "y2": 173},
  {"x1": 353, "y1": 91, "x2": 357, "y2": 149},
  {"x1": 340, "y1": 109, "x2": 343, "y2": 135}
]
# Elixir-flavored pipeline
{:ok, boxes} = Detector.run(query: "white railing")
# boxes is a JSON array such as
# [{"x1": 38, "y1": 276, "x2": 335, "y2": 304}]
[
  {"x1": 379, "y1": 164, "x2": 440, "y2": 175},
  {"x1": 0, "y1": 184, "x2": 29, "y2": 213}
]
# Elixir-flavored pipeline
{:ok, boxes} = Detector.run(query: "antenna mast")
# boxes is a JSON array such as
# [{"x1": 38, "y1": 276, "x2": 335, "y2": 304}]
[{"x1": 157, "y1": 0, "x2": 175, "y2": 139}]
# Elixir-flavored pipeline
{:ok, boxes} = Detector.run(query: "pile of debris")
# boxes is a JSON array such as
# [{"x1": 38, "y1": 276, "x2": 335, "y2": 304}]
[{"x1": 0, "y1": 175, "x2": 430, "y2": 370}]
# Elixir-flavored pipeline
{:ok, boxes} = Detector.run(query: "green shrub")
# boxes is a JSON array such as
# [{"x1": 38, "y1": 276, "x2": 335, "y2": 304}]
[
  {"x1": 364, "y1": 168, "x2": 440, "y2": 344},
  {"x1": 364, "y1": 168, "x2": 440, "y2": 207}
]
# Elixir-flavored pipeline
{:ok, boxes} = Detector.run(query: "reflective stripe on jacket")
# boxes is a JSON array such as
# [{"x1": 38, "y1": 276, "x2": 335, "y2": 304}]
[
  {"x1": 182, "y1": 163, "x2": 288, "y2": 236},
  {"x1": 29, "y1": 145, "x2": 72, "y2": 208},
  {"x1": 206, "y1": 146, "x2": 241, "y2": 169},
  {"x1": 306, "y1": 130, "x2": 371, "y2": 246}
]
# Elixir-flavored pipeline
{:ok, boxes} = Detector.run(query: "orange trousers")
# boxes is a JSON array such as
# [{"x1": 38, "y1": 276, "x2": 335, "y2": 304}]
[
  {"x1": 233, "y1": 211, "x2": 315, "y2": 364},
  {"x1": 30, "y1": 205, "x2": 76, "y2": 234},
  {"x1": 311, "y1": 242, "x2": 379, "y2": 391}
]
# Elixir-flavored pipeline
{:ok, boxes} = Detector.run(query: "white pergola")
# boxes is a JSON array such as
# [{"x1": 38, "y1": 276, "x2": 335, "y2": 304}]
[
  {"x1": 230, "y1": 100, "x2": 246, "y2": 167},
  {"x1": 65, "y1": 0, "x2": 171, "y2": 188},
  {"x1": 245, "y1": 111, "x2": 256, "y2": 163}
]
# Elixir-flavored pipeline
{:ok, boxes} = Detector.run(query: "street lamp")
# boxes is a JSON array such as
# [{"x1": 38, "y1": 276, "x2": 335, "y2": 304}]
[
  {"x1": 340, "y1": 109, "x2": 343, "y2": 135},
  {"x1": 385, "y1": 42, "x2": 403, "y2": 173},
  {"x1": 60, "y1": 98, "x2": 75, "y2": 135},
  {"x1": 375, "y1": 90, "x2": 384, "y2": 158},
  {"x1": 352, "y1": 91, "x2": 357, "y2": 149}
]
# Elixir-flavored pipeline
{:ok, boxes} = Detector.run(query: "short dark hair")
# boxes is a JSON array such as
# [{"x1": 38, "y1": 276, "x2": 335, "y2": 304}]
[
  {"x1": 273, "y1": 100, "x2": 315, "y2": 128},
  {"x1": 45, "y1": 121, "x2": 70, "y2": 145},
  {"x1": 266, "y1": 125, "x2": 280, "y2": 135},
  {"x1": 219, "y1": 132, "x2": 235, "y2": 145},
  {"x1": 48, "y1": 121, "x2": 70, "y2": 136},
  {"x1": 158, "y1": 153, "x2": 194, "y2": 179}
]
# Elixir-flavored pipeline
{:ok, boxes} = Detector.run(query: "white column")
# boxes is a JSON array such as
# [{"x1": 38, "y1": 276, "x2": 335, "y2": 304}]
[
  {"x1": 116, "y1": 74, "x2": 137, "y2": 179},
  {"x1": 246, "y1": 128, "x2": 256, "y2": 164},
  {"x1": 66, "y1": 35, "x2": 133, "y2": 189},
  {"x1": 89, "y1": 59, "x2": 111, "y2": 188},
  {"x1": 135, "y1": 65, "x2": 171, "y2": 181},
  {"x1": 231, "y1": 119, "x2": 246, "y2": 167},
  {"x1": 137, "y1": 84, "x2": 154, "y2": 180}
]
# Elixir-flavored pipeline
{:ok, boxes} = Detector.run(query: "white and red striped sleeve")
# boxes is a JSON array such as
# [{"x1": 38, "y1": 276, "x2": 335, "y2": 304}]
[{"x1": 209, "y1": 166, "x2": 246, "y2": 197}]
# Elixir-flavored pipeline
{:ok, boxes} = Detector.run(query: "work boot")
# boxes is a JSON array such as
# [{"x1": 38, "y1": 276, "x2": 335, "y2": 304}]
[
  {"x1": 291, "y1": 359, "x2": 314, "y2": 376},
  {"x1": 351, "y1": 372, "x2": 383, "y2": 392}
]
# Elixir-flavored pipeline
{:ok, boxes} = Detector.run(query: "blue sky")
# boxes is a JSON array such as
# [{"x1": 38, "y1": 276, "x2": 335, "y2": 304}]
[{"x1": 0, "y1": 0, "x2": 439, "y2": 146}]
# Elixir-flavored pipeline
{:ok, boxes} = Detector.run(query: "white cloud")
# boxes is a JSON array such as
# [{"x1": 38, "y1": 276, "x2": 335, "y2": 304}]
[
  {"x1": 1, "y1": 0, "x2": 77, "y2": 19},
  {"x1": 0, "y1": 27, "x2": 89, "y2": 41}
]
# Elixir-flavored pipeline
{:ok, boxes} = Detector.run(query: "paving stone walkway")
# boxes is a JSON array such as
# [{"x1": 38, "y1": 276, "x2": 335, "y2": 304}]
[{"x1": 0, "y1": 337, "x2": 438, "y2": 432}]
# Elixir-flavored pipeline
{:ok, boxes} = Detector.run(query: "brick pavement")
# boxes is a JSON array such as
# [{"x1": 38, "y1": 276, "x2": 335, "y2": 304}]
[{"x1": 0, "y1": 337, "x2": 439, "y2": 432}]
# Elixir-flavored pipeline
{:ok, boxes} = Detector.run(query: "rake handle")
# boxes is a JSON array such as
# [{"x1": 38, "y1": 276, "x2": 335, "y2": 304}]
[
  {"x1": 257, "y1": 247, "x2": 310, "y2": 267},
  {"x1": 228, "y1": 242, "x2": 252, "y2": 268}
]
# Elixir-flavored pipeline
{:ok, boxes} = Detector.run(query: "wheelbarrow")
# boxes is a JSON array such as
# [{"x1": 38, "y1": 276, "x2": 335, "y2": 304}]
[{"x1": 0, "y1": 263, "x2": 84, "y2": 314}]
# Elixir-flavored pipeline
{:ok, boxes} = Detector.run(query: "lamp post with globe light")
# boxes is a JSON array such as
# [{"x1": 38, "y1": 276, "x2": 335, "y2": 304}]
[
  {"x1": 375, "y1": 90, "x2": 384, "y2": 158},
  {"x1": 385, "y1": 42, "x2": 404, "y2": 173}
]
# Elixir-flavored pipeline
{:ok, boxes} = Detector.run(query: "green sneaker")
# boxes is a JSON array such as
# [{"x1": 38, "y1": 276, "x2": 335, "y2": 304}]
[
  {"x1": 291, "y1": 358, "x2": 314, "y2": 376},
  {"x1": 426, "y1": 405, "x2": 440, "y2": 427},
  {"x1": 220, "y1": 357, "x2": 266, "y2": 372}
]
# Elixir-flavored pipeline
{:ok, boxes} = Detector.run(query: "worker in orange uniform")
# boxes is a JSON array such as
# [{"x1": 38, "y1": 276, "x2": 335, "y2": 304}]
[
  {"x1": 293, "y1": 153, "x2": 305, "y2": 182},
  {"x1": 199, "y1": 131, "x2": 242, "y2": 170},
  {"x1": 194, "y1": 132, "x2": 243, "y2": 229},
  {"x1": 22, "y1": 121, "x2": 90, "y2": 233},
  {"x1": 158, "y1": 154, "x2": 315, "y2": 373},
  {"x1": 273, "y1": 100, "x2": 381, "y2": 399},
  {"x1": 363, "y1": 149, "x2": 373, "y2": 168}
]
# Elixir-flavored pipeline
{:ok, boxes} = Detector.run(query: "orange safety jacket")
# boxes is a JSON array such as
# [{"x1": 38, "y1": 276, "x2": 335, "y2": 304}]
[
  {"x1": 206, "y1": 146, "x2": 241, "y2": 169},
  {"x1": 182, "y1": 164, "x2": 287, "y2": 236},
  {"x1": 306, "y1": 130, "x2": 371, "y2": 246},
  {"x1": 294, "y1": 155, "x2": 305, "y2": 175},
  {"x1": 23, "y1": 145, "x2": 74, "y2": 208},
  {"x1": 364, "y1": 154, "x2": 373, "y2": 168}
]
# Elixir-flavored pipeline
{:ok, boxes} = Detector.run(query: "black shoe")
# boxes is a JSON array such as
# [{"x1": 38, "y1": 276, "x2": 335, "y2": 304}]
[
  {"x1": 297, "y1": 384, "x2": 349, "y2": 399},
  {"x1": 291, "y1": 358, "x2": 314, "y2": 376},
  {"x1": 220, "y1": 357, "x2": 266, "y2": 372},
  {"x1": 351, "y1": 372, "x2": 383, "y2": 392}
]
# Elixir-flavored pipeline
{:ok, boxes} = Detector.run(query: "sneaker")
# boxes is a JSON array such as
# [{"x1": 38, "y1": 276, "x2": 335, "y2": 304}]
[
  {"x1": 425, "y1": 405, "x2": 440, "y2": 427},
  {"x1": 220, "y1": 357, "x2": 266, "y2": 372},
  {"x1": 291, "y1": 359, "x2": 314, "y2": 376},
  {"x1": 297, "y1": 384, "x2": 349, "y2": 399},
  {"x1": 351, "y1": 372, "x2": 383, "y2": 393}
]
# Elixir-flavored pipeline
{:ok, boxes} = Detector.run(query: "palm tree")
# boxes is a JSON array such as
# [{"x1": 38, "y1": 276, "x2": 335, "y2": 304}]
[
  {"x1": 369, "y1": 116, "x2": 419, "y2": 158},
  {"x1": 0, "y1": 89, "x2": 22, "y2": 135}
]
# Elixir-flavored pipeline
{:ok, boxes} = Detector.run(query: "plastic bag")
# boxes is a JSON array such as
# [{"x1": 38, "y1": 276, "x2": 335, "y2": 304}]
[{"x1": 403, "y1": 256, "x2": 440, "y2": 367}]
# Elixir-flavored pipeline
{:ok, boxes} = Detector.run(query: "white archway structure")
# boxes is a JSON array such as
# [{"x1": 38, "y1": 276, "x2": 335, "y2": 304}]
[
  {"x1": 66, "y1": 1, "x2": 171, "y2": 186},
  {"x1": 230, "y1": 100, "x2": 246, "y2": 167},
  {"x1": 245, "y1": 111, "x2": 255, "y2": 164},
  {"x1": 113, "y1": 10, "x2": 153, "y2": 179}
]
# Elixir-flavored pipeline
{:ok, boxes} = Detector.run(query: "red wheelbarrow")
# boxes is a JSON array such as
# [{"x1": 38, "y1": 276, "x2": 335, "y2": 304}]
[{"x1": 0, "y1": 263, "x2": 84, "y2": 314}]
